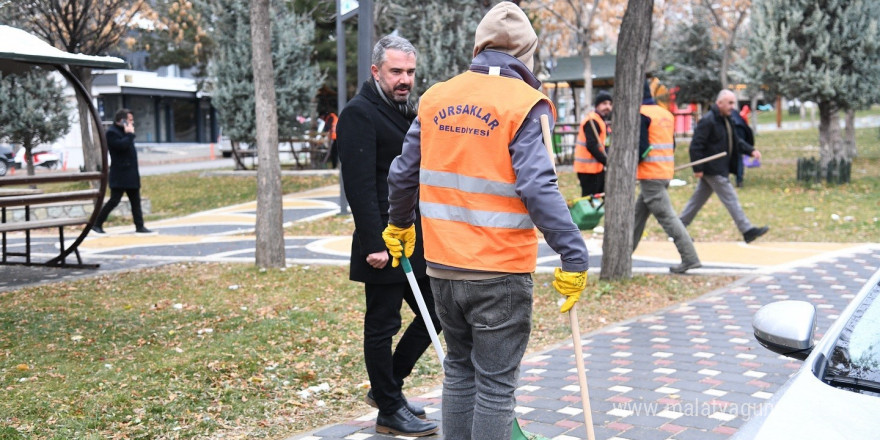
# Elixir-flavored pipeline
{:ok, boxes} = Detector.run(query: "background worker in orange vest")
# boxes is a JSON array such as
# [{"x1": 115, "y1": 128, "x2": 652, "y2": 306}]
[
  {"x1": 382, "y1": 3, "x2": 589, "y2": 439},
  {"x1": 633, "y1": 81, "x2": 702, "y2": 274},
  {"x1": 320, "y1": 111, "x2": 339, "y2": 168},
  {"x1": 575, "y1": 90, "x2": 612, "y2": 196}
]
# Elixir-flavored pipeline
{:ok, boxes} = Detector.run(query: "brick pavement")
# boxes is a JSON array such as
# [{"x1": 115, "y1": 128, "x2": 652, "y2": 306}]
[{"x1": 291, "y1": 247, "x2": 880, "y2": 440}]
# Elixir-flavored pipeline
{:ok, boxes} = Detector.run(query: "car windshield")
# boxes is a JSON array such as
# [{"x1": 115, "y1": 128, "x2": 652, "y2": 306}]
[{"x1": 824, "y1": 283, "x2": 880, "y2": 396}]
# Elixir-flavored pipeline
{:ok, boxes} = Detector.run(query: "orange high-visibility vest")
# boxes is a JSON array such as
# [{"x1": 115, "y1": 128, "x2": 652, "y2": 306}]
[
  {"x1": 418, "y1": 71, "x2": 556, "y2": 273},
  {"x1": 637, "y1": 104, "x2": 675, "y2": 180},
  {"x1": 574, "y1": 111, "x2": 606, "y2": 174},
  {"x1": 327, "y1": 113, "x2": 338, "y2": 140}
]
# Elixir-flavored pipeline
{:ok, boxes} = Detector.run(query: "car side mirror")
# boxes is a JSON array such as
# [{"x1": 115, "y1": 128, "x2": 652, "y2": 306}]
[{"x1": 753, "y1": 300, "x2": 817, "y2": 360}]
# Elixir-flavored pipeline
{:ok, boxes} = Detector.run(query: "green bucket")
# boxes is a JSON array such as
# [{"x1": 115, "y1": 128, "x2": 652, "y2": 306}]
[{"x1": 568, "y1": 195, "x2": 605, "y2": 231}]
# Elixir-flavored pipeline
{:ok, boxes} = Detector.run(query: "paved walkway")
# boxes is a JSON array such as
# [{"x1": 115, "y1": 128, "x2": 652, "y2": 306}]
[
  {"x1": 291, "y1": 245, "x2": 880, "y2": 440},
  {"x1": 2, "y1": 183, "x2": 878, "y2": 440}
]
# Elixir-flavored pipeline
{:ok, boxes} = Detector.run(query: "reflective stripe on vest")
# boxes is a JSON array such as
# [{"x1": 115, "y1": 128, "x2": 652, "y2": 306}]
[
  {"x1": 417, "y1": 71, "x2": 555, "y2": 273},
  {"x1": 574, "y1": 111, "x2": 606, "y2": 174},
  {"x1": 637, "y1": 105, "x2": 676, "y2": 180}
]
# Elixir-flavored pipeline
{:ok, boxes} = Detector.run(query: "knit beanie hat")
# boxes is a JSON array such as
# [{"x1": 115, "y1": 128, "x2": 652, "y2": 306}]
[
  {"x1": 473, "y1": 1, "x2": 538, "y2": 72},
  {"x1": 594, "y1": 90, "x2": 612, "y2": 107}
]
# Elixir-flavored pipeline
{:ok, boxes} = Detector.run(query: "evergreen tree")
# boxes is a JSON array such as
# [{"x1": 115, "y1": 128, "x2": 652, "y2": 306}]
[
  {"x1": 0, "y1": 68, "x2": 71, "y2": 176},
  {"x1": 749, "y1": 0, "x2": 880, "y2": 166},
  {"x1": 209, "y1": 0, "x2": 323, "y2": 145},
  {"x1": 653, "y1": 12, "x2": 722, "y2": 109},
  {"x1": 384, "y1": 0, "x2": 482, "y2": 95}
]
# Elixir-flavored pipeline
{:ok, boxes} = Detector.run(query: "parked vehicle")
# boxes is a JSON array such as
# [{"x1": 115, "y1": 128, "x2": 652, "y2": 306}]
[
  {"x1": 14, "y1": 148, "x2": 61, "y2": 170},
  {"x1": 0, "y1": 144, "x2": 14, "y2": 176},
  {"x1": 735, "y1": 268, "x2": 880, "y2": 439}
]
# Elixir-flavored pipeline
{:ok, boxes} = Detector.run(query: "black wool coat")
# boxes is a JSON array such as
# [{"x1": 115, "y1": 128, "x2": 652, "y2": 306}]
[
  {"x1": 689, "y1": 105, "x2": 755, "y2": 176},
  {"x1": 105, "y1": 124, "x2": 141, "y2": 189},
  {"x1": 337, "y1": 80, "x2": 427, "y2": 284}
]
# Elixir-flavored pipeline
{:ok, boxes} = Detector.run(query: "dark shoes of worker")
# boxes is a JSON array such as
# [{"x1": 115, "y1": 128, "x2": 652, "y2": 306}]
[
  {"x1": 135, "y1": 227, "x2": 154, "y2": 234},
  {"x1": 365, "y1": 389, "x2": 426, "y2": 419},
  {"x1": 744, "y1": 226, "x2": 769, "y2": 244},
  {"x1": 90, "y1": 225, "x2": 105, "y2": 234},
  {"x1": 670, "y1": 261, "x2": 702, "y2": 274},
  {"x1": 375, "y1": 406, "x2": 438, "y2": 437}
]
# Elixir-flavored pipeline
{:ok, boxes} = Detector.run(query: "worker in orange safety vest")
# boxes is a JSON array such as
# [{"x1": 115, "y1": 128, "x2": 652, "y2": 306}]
[
  {"x1": 633, "y1": 81, "x2": 701, "y2": 274},
  {"x1": 574, "y1": 90, "x2": 612, "y2": 196},
  {"x1": 321, "y1": 111, "x2": 339, "y2": 168},
  {"x1": 381, "y1": 3, "x2": 589, "y2": 439}
]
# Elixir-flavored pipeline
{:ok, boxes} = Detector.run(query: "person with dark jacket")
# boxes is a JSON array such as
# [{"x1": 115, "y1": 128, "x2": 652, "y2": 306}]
[
  {"x1": 336, "y1": 35, "x2": 441, "y2": 437},
  {"x1": 574, "y1": 91, "x2": 612, "y2": 196},
  {"x1": 679, "y1": 90, "x2": 769, "y2": 243},
  {"x1": 730, "y1": 110, "x2": 754, "y2": 187},
  {"x1": 91, "y1": 109, "x2": 152, "y2": 234}
]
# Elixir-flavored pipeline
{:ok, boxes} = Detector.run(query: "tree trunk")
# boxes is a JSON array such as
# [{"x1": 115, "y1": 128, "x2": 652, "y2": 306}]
[
  {"x1": 844, "y1": 108, "x2": 857, "y2": 159},
  {"x1": 601, "y1": 0, "x2": 653, "y2": 280},
  {"x1": 817, "y1": 101, "x2": 843, "y2": 170},
  {"x1": 719, "y1": 41, "x2": 729, "y2": 89},
  {"x1": 750, "y1": 95, "x2": 758, "y2": 134},
  {"x1": 581, "y1": 41, "x2": 593, "y2": 120},
  {"x1": 251, "y1": 0, "x2": 286, "y2": 268},
  {"x1": 24, "y1": 140, "x2": 35, "y2": 177},
  {"x1": 71, "y1": 67, "x2": 99, "y2": 174}
]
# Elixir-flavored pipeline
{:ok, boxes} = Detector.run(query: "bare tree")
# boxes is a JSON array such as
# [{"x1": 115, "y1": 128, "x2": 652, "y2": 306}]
[
  {"x1": 601, "y1": 0, "x2": 653, "y2": 280},
  {"x1": 10, "y1": 0, "x2": 146, "y2": 174},
  {"x1": 526, "y1": 0, "x2": 600, "y2": 116},
  {"x1": 700, "y1": 0, "x2": 750, "y2": 89},
  {"x1": 250, "y1": 0, "x2": 285, "y2": 268}
]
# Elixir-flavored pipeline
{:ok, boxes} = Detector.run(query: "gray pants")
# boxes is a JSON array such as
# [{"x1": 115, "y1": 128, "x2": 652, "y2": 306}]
[
  {"x1": 679, "y1": 174, "x2": 753, "y2": 234},
  {"x1": 634, "y1": 179, "x2": 700, "y2": 264},
  {"x1": 430, "y1": 274, "x2": 533, "y2": 440}
]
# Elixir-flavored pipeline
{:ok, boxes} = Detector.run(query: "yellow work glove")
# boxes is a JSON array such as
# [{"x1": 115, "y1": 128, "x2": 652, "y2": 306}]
[
  {"x1": 552, "y1": 268, "x2": 587, "y2": 313},
  {"x1": 381, "y1": 223, "x2": 416, "y2": 268}
]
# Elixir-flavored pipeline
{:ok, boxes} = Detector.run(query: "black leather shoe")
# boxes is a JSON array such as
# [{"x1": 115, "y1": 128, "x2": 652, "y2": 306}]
[
  {"x1": 91, "y1": 225, "x2": 105, "y2": 234},
  {"x1": 670, "y1": 261, "x2": 702, "y2": 274},
  {"x1": 744, "y1": 226, "x2": 769, "y2": 243},
  {"x1": 375, "y1": 406, "x2": 438, "y2": 437},
  {"x1": 365, "y1": 390, "x2": 426, "y2": 419},
  {"x1": 135, "y1": 227, "x2": 154, "y2": 234}
]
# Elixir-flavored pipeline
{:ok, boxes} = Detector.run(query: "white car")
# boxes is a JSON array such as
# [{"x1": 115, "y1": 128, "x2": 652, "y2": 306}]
[
  {"x1": 735, "y1": 268, "x2": 880, "y2": 438},
  {"x1": 14, "y1": 148, "x2": 61, "y2": 170}
]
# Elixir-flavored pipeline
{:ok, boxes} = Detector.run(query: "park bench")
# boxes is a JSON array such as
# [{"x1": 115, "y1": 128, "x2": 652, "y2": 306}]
[
  {"x1": 230, "y1": 132, "x2": 330, "y2": 171},
  {"x1": 551, "y1": 122, "x2": 579, "y2": 166},
  {"x1": 0, "y1": 171, "x2": 105, "y2": 267},
  {"x1": 0, "y1": 24, "x2": 124, "y2": 267}
]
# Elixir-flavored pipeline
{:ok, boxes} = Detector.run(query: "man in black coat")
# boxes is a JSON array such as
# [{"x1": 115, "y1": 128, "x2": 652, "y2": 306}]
[
  {"x1": 679, "y1": 90, "x2": 768, "y2": 243},
  {"x1": 336, "y1": 35, "x2": 440, "y2": 437},
  {"x1": 92, "y1": 109, "x2": 152, "y2": 234}
]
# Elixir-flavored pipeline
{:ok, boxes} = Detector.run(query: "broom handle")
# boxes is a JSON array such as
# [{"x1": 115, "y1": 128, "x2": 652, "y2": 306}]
[
  {"x1": 541, "y1": 113, "x2": 596, "y2": 440},
  {"x1": 674, "y1": 151, "x2": 727, "y2": 171},
  {"x1": 540, "y1": 114, "x2": 556, "y2": 173},
  {"x1": 570, "y1": 306, "x2": 596, "y2": 440}
]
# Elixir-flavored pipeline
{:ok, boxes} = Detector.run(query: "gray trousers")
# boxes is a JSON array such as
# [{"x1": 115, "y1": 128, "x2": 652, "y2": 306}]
[
  {"x1": 430, "y1": 274, "x2": 533, "y2": 440},
  {"x1": 679, "y1": 174, "x2": 753, "y2": 234},
  {"x1": 633, "y1": 179, "x2": 700, "y2": 264}
]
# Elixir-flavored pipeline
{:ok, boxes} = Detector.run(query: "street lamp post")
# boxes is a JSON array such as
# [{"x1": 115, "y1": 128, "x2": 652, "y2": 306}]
[{"x1": 335, "y1": 0, "x2": 373, "y2": 215}]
